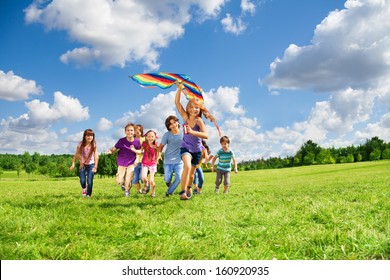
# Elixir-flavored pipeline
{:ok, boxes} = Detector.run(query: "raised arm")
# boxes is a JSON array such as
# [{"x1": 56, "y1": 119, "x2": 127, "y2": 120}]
[{"x1": 174, "y1": 82, "x2": 187, "y2": 121}]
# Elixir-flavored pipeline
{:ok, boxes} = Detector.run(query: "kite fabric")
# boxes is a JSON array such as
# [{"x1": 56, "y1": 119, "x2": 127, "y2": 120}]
[
  {"x1": 130, "y1": 73, "x2": 203, "y2": 103},
  {"x1": 130, "y1": 72, "x2": 221, "y2": 137}
]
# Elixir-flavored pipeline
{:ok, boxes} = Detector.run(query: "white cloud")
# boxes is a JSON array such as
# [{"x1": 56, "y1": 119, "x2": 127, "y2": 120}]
[
  {"x1": 258, "y1": 0, "x2": 390, "y2": 157},
  {"x1": 221, "y1": 13, "x2": 247, "y2": 35},
  {"x1": 241, "y1": 0, "x2": 256, "y2": 15},
  {"x1": 1, "y1": 91, "x2": 89, "y2": 132},
  {"x1": 97, "y1": 117, "x2": 113, "y2": 132},
  {"x1": 24, "y1": 0, "x2": 228, "y2": 70},
  {"x1": 262, "y1": 0, "x2": 390, "y2": 92},
  {"x1": 0, "y1": 70, "x2": 42, "y2": 101}
]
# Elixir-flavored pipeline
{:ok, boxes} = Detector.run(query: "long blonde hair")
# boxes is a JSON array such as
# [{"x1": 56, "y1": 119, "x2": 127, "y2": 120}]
[{"x1": 186, "y1": 98, "x2": 220, "y2": 136}]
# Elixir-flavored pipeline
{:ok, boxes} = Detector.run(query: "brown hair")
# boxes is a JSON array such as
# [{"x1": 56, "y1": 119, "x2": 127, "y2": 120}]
[
  {"x1": 135, "y1": 124, "x2": 144, "y2": 136},
  {"x1": 77, "y1": 129, "x2": 96, "y2": 164},
  {"x1": 143, "y1": 130, "x2": 158, "y2": 161},
  {"x1": 220, "y1": 136, "x2": 230, "y2": 144},
  {"x1": 165, "y1": 115, "x2": 180, "y2": 131}
]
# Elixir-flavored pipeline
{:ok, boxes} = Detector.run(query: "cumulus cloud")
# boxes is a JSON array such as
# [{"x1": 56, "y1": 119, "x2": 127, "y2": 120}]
[
  {"x1": 262, "y1": 0, "x2": 390, "y2": 92},
  {"x1": 1, "y1": 91, "x2": 89, "y2": 132},
  {"x1": 259, "y1": 0, "x2": 390, "y2": 156},
  {"x1": 97, "y1": 117, "x2": 113, "y2": 131},
  {"x1": 0, "y1": 70, "x2": 42, "y2": 101},
  {"x1": 24, "y1": 0, "x2": 227, "y2": 70}
]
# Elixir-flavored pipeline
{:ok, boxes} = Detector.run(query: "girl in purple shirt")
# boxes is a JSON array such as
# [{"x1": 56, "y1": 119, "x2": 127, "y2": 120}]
[{"x1": 175, "y1": 82, "x2": 212, "y2": 200}]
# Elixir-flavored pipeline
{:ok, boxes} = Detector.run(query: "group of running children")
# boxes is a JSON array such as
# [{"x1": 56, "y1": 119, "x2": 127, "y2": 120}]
[{"x1": 70, "y1": 82, "x2": 238, "y2": 199}]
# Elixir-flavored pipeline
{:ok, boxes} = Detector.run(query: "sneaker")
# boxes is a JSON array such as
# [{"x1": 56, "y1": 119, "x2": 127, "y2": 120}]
[
  {"x1": 180, "y1": 194, "x2": 190, "y2": 200},
  {"x1": 193, "y1": 189, "x2": 198, "y2": 195},
  {"x1": 215, "y1": 187, "x2": 220, "y2": 194},
  {"x1": 224, "y1": 190, "x2": 229, "y2": 194},
  {"x1": 166, "y1": 192, "x2": 172, "y2": 197},
  {"x1": 151, "y1": 193, "x2": 156, "y2": 197},
  {"x1": 121, "y1": 185, "x2": 125, "y2": 191},
  {"x1": 82, "y1": 188, "x2": 87, "y2": 196},
  {"x1": 166, "y1": 182, "x2": 171, "y2": 188},
  {"x1": 124, "y1": 190, "x2": 130, "y2": 197}
]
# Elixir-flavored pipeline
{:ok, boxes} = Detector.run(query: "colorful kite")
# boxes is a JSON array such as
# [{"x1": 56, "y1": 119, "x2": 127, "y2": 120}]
[
  {"x1": 130, "y1": 72, "x2": 203, "y2": 103},
  {"x1": 130, "y1": 72, "x2": 221, "y2": 136}
]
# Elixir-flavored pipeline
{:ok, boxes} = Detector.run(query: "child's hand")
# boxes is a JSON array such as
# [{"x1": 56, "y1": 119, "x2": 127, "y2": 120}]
[{"x1": 105, "y1": 149, "x2": 112, "y2": 155}]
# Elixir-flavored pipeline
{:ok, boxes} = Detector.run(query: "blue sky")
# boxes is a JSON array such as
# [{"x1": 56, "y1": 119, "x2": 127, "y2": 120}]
[{"x1": 1, "y1": 0, "x2": 390, "y2": 161}]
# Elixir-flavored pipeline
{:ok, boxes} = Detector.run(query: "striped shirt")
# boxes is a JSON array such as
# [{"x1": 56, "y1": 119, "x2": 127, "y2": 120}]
[{"x1": 215, "y1": 148, "x2": 235, "y2": 172}]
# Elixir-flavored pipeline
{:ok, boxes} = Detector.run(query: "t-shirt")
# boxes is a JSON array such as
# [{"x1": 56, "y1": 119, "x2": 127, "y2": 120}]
[
  {"x1": 161, "y1": 131, "x2": 183, "y2": 164},
  {"x1": 141, "y1": 141, "x2": 158, "y2": 167},
  {"x1": 114, "y1": 137, "x2": 141, "y2": 167},
  {"x1": 215, "y1": 148, "x2": 235, "y2": 172}
]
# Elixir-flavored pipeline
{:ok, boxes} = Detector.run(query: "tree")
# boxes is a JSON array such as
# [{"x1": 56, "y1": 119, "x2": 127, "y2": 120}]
[
  {"x1": 381, "y1": 148, "x2": 390, "y2": 159},
  {"x1": 316, "y1": 149, "x2": 335, "y2": 164},
  {"x1": 370, "y1": 149, "x2": 381, "y2": 161}
]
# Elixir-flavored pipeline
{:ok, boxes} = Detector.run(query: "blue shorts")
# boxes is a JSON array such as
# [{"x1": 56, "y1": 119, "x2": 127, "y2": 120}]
[{"x1": 180, "y1": 147, "x2": 202, "y2": 166}]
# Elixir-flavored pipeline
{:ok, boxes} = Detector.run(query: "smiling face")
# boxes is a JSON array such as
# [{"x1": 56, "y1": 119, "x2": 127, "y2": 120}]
[
  {"x1": 125, "y1": 125, "x2": 135, "y2": 139},
  {"x1": 145, "y1": 131, "x2": 156, "y2": 143},
  {"x1": 186, "y1": 99, "x2": 202, "y2": 118}
]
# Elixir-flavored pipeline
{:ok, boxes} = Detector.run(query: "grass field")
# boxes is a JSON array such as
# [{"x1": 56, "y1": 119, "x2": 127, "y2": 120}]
[{"x1": 0, "y1": 161, "x2": 389, "y2": 260}]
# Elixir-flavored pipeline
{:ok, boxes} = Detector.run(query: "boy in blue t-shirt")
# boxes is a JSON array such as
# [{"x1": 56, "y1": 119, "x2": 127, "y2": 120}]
[
  {"x1": 211, "y1": 136, "x2": 238, "y2": 194},
  {"x1": 158, "y1": 115, "x2": 184, "y2": 196}
]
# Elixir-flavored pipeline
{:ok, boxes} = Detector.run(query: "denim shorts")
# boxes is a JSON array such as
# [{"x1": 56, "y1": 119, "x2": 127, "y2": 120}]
[{"x1": 180, "y1": 147, "x2": 202, "y2": 166}]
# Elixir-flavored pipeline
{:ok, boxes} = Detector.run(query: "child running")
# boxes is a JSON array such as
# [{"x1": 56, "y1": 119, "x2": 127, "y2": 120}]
[
  {"x1": 132, "y1": 124, "x2": 145, "y2": 194},
  {"x1": 140, "y1": 130, "x2": 160, "y2": 197},
  {"x1": 175, "y1": 81, "x2": 213, "y2": 200},
  {"x1": 211, "y1": 136, "x2": 238, "y2": 194},
  {"x1": 106, "y1": 123, "x2": 141, "y2": 197},
  {"x1": 158, "y1": 115, "x2": 184, "y2": 197},
  {"x1": 70, "y1": 129, "x2": 99, "y2": 197}
]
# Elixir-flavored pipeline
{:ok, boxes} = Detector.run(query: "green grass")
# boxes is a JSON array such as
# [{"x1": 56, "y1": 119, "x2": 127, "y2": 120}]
[{"x1": 1, "y1": 161, "x2": 389, "y2": 260}]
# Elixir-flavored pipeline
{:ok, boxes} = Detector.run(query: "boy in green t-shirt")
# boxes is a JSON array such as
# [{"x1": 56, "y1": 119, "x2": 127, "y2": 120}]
[{"x1": 211, "y1": 136, "x2": 238, "y2": 194}]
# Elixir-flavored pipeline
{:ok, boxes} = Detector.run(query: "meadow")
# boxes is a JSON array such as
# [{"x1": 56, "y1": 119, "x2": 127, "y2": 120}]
[{"x1": 0, "y1": 161, "x2": 389, "y2": 260}]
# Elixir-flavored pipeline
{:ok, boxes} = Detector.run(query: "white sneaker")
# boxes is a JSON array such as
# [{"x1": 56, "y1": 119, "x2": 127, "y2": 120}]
[
  {"x1": 124, "y1": 190, "x2": 130, "y2": 197},
  {"x1": 215, "y1": 187, "x2": 220, "y2": 193}
]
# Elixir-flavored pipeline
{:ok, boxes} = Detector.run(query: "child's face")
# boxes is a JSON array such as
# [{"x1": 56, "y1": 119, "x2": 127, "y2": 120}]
[
  {"x1": 135, "y1": 126, "x2": 142, "y2": 137},
  {"x1": 125, "y1": 126, "x2": 135, "y2": 138},
  {"x1": 146, "y1": 132, "x2": 156, "y2": 142},
  {"x1": 221, "y1": 141, "x2": 229, "y2": 151},
  {"x1": 188, "y1": 102, "x2": 201, "y2": 117},
  {"x1": 85, "y1": 134, "x2": 94, "y2": 143},
  {"x1": 169, "y1": 119, "x2": 179, "y2": 131}
]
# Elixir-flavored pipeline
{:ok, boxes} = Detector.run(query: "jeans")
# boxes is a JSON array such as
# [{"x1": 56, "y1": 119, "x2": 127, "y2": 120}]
[
  {"x1": 193, "y1": 167, "x2": 204, "y2": 189},
  {"x1": 79, "y1": 164, "x2": 95, "y2": 196},
  {"x1": 164, "y1": 162, "x2": 183, "y2": 194},
  {"x1": 132, "y1": 163, "x2": 142, "y2": 184}
]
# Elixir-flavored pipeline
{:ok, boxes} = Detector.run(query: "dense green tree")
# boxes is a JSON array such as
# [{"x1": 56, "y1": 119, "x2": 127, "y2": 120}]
[
  {"x1": 370, "y1": 149, "x2": 381, "y2": 161},
  {"x1": 381, "y1": 148, "x2": 390, "y2": 159}
]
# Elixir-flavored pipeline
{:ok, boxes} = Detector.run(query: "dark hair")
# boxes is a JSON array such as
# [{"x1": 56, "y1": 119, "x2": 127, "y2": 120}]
[
  {"x1": 220, "y1": 136, "x2": 230, "y2": 144},
  {"x1": 202, "y1": 140, "x2": 211, "y2": 155},
  {"x1": 165, "y1": 115, "x2": 179, "y2": 131},
  {"x1": 125, "y1": 123, "x2": 135, "y2": 130},
  {"x1": 135, "y1": 124, "x2": 144, "y2": 136}
]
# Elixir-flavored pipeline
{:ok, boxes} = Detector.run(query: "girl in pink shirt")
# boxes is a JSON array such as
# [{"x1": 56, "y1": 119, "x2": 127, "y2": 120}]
[
  {"x1": 141, "y1": 130, "x2": 160, "y2": 197},
  {"x1": 70, "y1": 129, "x2": 98, "y2": 197}
]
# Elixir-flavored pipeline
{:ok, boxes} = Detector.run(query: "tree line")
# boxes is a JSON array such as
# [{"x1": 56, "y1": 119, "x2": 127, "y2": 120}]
[{"x1": 0, "y1": 137, "x2": 389, "y2": 177}]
